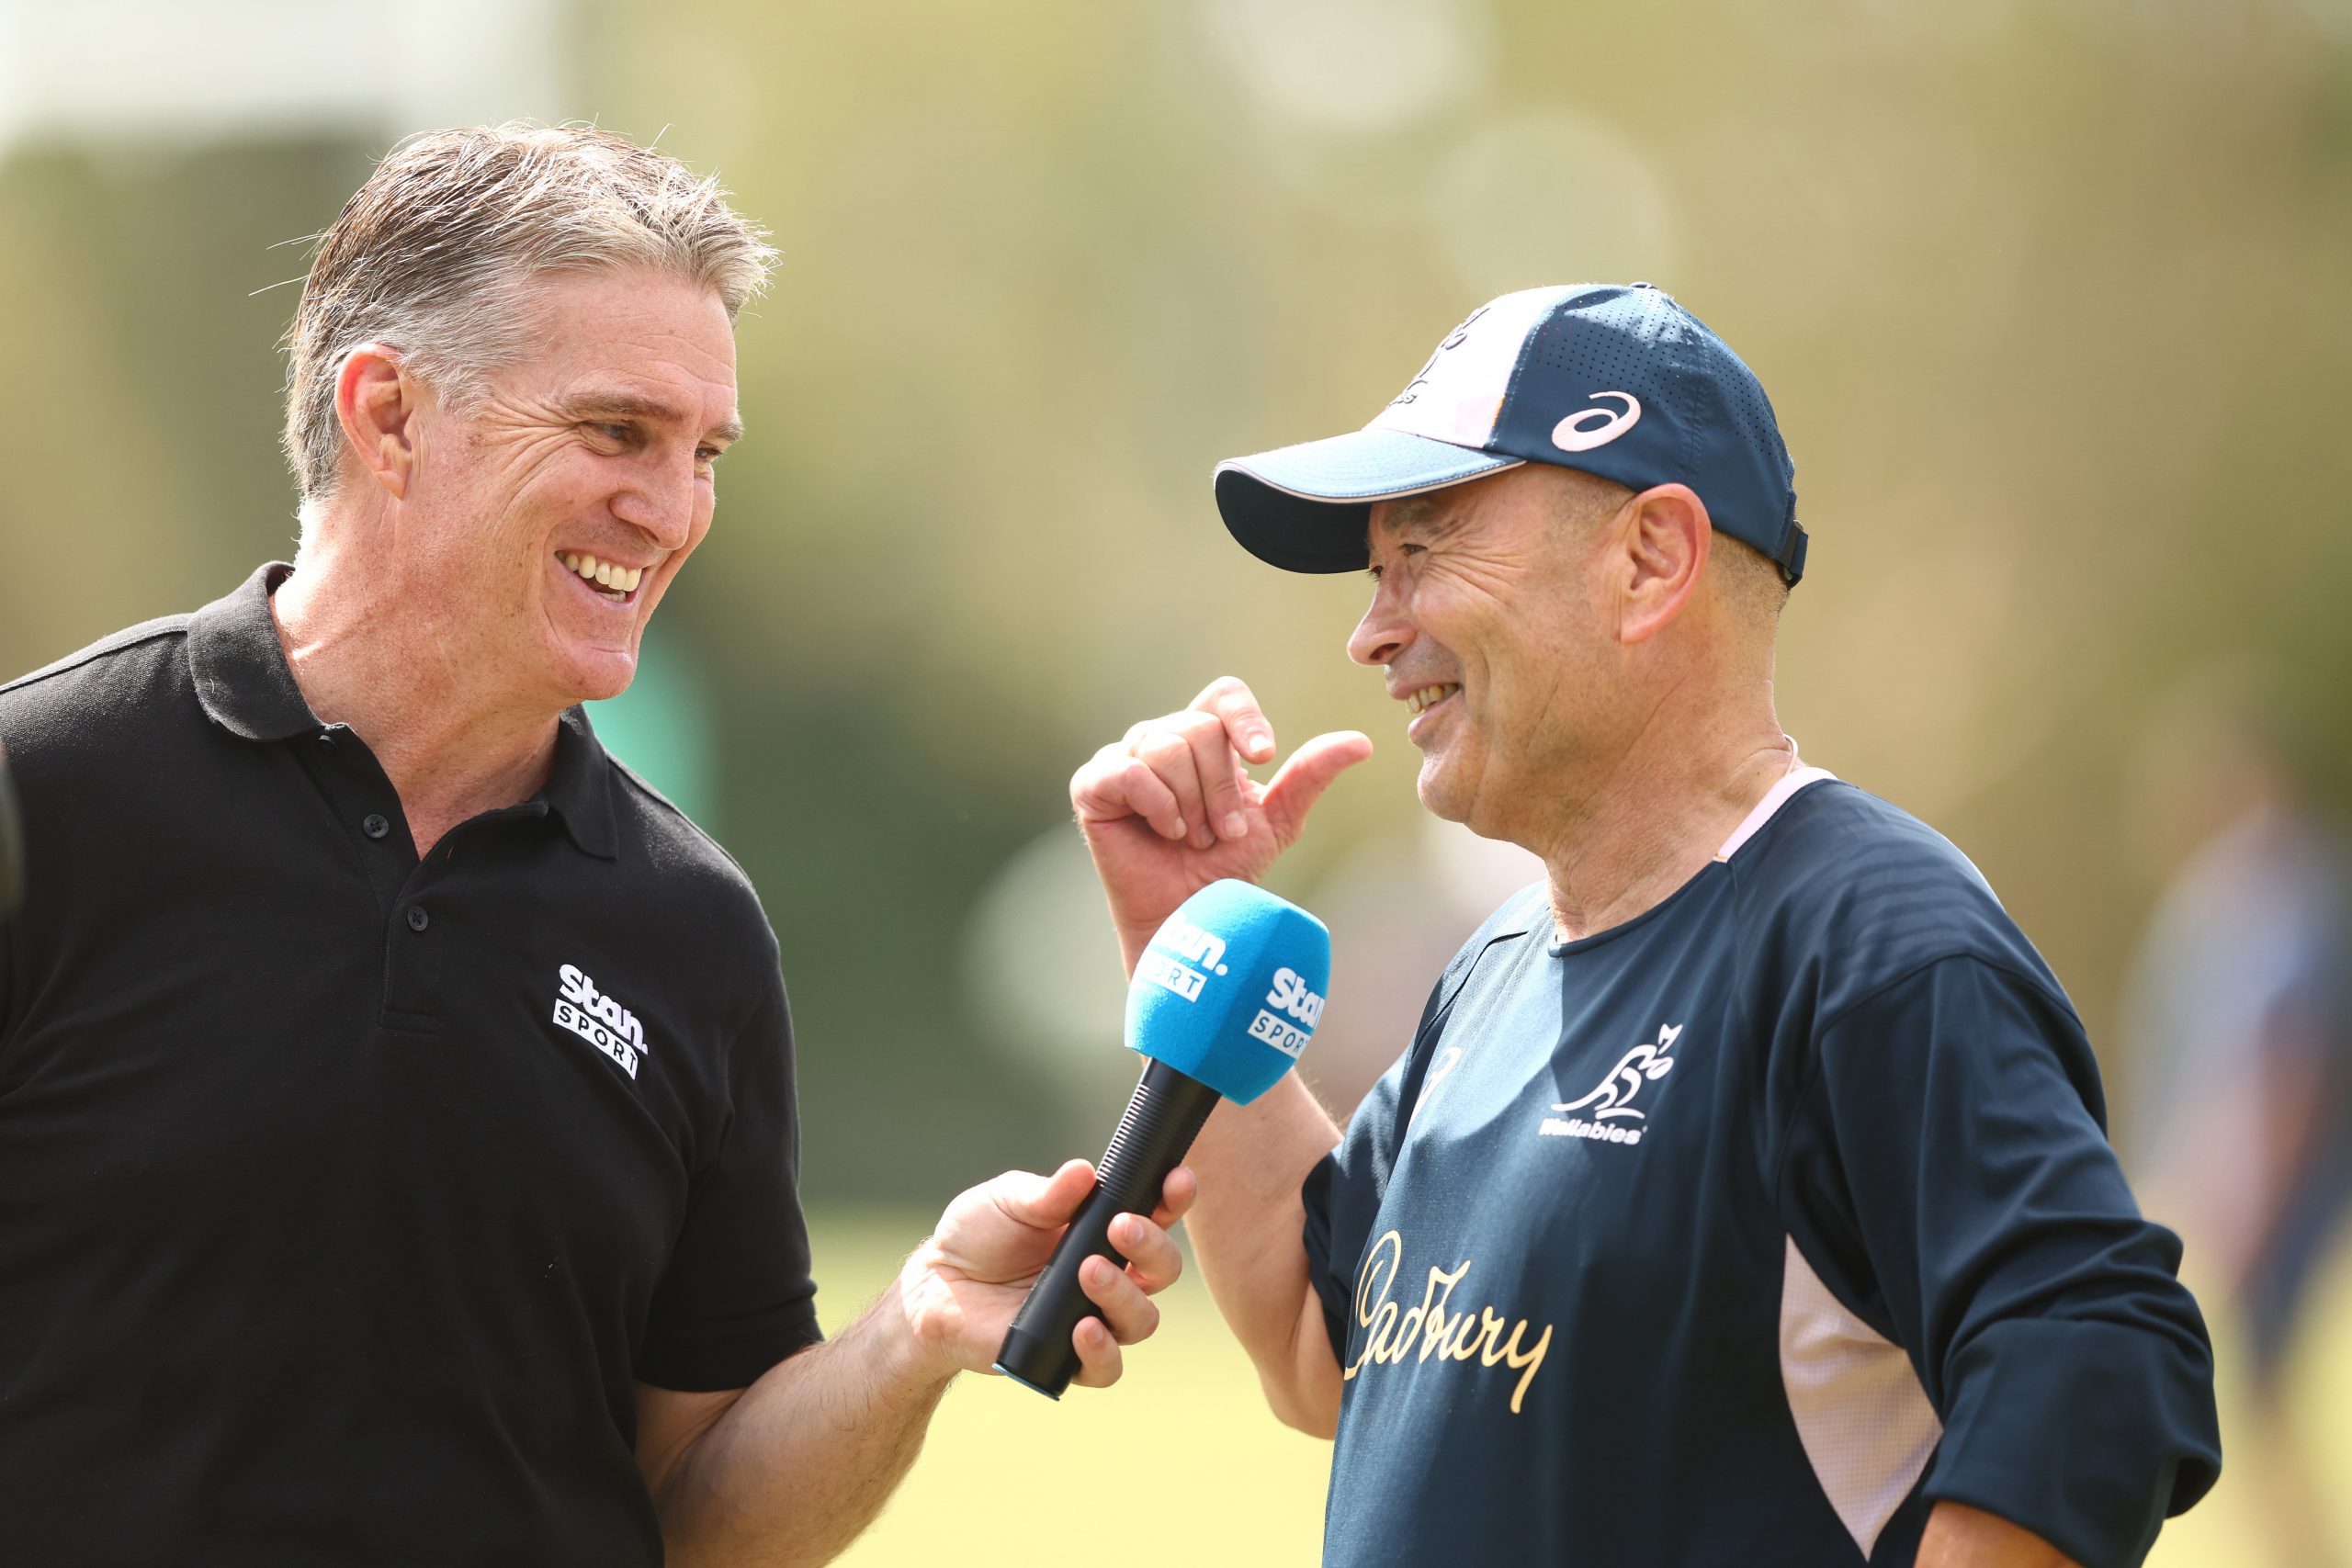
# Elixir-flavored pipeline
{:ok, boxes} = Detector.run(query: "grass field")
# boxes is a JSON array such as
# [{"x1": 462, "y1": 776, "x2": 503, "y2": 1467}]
[{"x1": 806, "y1": 1208, "x2": 2351, "y2": 1567}]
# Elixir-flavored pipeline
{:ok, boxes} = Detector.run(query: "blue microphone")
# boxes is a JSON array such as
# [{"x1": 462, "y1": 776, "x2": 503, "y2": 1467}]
[{"x1": 993, "y1": 879, "x2": 1331, "y2": 1399}]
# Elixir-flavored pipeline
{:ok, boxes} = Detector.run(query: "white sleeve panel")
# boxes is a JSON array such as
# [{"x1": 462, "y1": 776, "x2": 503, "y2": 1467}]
[{"x1": 1779, "y1": 1235, "x2": 1942, "y2": 1559}]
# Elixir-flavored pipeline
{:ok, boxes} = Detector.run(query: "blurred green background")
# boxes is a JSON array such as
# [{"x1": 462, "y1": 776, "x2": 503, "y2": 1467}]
[{"x1": 3, "y1": 0, "x2": 2347, "y2": 1561}]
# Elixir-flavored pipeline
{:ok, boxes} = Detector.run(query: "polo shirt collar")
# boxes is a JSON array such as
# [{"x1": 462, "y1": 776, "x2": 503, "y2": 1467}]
[
  {"x1": 189, "y1": 561, "x2": 619, "y2": 862},
  {"x1": 188, "y1": 562, "x2": 319, "y2": 741},
  {"x1": 546, "y1": 707, "x2": 619, "y2": 861}
]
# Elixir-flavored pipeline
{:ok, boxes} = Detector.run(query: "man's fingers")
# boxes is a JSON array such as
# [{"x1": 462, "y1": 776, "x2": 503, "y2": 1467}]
[
  {"x1": 1189, "y1": 675, "x2": 1276, "y2": 766},
  {"x1": 1073, "y1": 749, "x2": 1186, "y2": 840},
  {"x1": 1069, "y1": 1314, "x2": 1125, "y2": 1389},
  {"x1": 1262, "y1": 730, "x2": 1374, "y2": 843},
  {"x1": 1105, "y1": 1211, "x2": 1184, "y2": 1294},
  {"x1": 1173, "y1": 710, "x2": 1250, "y2": 843},
  {"x1": 1079, "y1": 1252, "x2": 1163, "y2": 1346},
  {"x1": 987, "y1": 1158, "x2": 1095, "y2": 1231},
  {"x1": 1131, "y1": 730, "x2": 1211, "y2": 846},
  {"x1": 1148, "y1": 1164, "x2": 1198, "y2": 1231},
  {"x1": 1115, "y1": 759, "x2": 1188, "y2": 841}
]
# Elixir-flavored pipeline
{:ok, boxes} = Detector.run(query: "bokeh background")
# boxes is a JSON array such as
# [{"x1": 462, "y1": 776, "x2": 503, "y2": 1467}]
[{"x1": 4, "y1": 0, "x2": 2348, "y2": 1562}]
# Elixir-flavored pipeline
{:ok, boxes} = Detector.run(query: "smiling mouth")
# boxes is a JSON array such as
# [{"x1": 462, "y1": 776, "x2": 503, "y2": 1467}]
[
  {"x1": 1403, "y1": 682, "x2": 1460, "y2": 717},
  {"x1": 559, "y1": 551, "x2": 644, "y2": 604}
]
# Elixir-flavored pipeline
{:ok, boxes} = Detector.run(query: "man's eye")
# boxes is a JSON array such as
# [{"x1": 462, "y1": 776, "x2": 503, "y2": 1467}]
[{"x1": 696, "y1": 446, "x2": 723, "y2": 465}]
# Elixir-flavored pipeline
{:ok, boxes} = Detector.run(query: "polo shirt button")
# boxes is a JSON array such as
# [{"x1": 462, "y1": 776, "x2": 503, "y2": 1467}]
[
  {"x1": 362, "y1": 814, "x2": 390, "y2": 840},
  {"x1": 406, "y1": 906, "x2": 430, "y2": 933}
]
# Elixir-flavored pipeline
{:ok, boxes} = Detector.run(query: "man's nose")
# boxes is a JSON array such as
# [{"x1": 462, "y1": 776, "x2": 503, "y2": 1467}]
[
  {"x1": 611, "y1": 462, "x2": 699, "y2": 549},
  {"x1": 1347, "y1": 591, "x2": 1412, "y2": 668}
]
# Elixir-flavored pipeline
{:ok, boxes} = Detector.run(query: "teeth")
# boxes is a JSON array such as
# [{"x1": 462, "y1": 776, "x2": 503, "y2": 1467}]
[
  {"x1": 1404, "y1": 683, "x2": 1459, "y2": 716},
  {"x1": 559, "y1": 553, "x2": 645, "y2": 595}
]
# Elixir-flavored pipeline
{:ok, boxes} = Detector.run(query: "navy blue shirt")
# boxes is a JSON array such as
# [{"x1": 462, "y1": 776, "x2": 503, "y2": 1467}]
[{"x1": 1303, "y1": 774, "x2": 2220, "y2": 1568}]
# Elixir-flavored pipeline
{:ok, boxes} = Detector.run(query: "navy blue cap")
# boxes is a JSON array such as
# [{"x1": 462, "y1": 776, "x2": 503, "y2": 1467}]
[{"x1": 1214, "y1": 283, "x2": 1806, "y2": 583}]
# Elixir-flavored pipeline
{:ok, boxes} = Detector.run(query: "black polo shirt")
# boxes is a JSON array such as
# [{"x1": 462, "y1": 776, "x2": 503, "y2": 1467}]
[{"x1": 0, "y1": 564, "x2": 822, "y2": 1566}]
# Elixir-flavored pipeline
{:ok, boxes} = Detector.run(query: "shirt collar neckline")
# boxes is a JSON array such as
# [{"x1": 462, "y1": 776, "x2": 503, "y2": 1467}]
[
  {"x1": 187, "y1": 561, "x2": 317, "y2": 742},
  {"x1": 188, "y1": 561, "x2": 619, "y2": 861},
  {"x1": 547, "y1": 706, "x2": 619, "y2": 861}
]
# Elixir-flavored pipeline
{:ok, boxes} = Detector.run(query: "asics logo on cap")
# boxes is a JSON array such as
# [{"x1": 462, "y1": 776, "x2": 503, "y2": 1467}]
[{"x1": 1551, "y1": 391, "x2": 1642, "y2": 454}]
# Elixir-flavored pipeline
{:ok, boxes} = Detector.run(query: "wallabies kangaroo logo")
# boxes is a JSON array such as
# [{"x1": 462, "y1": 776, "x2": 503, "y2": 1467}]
[{"x1": 1555, "y1": 1023, "x2": 1682, "y2": 1121}]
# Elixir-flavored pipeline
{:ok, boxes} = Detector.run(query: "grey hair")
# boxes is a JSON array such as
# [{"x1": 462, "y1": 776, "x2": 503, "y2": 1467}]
[{"x1": 281, "y1": 122, "x2": 775, "y2": 515}]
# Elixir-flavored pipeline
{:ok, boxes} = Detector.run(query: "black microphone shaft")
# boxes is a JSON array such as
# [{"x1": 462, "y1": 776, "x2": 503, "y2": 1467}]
[{"x1": 994, "y1": 1056, "x2": 1218, "y2": 1399}]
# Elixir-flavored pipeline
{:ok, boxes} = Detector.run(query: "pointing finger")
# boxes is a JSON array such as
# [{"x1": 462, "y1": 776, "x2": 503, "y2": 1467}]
[{"x1": 1262, "y1": 730, "x2": 1374, "y2": 846}]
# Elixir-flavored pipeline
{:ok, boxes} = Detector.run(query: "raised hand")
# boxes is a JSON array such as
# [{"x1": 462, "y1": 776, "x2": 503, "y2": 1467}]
[
  {"x1": 894, "y1": 1160, "x2": 1196, "y2": 1390},
  {"x1": 1070, "y1": 676, "x2": 1372, "y2": 969}
]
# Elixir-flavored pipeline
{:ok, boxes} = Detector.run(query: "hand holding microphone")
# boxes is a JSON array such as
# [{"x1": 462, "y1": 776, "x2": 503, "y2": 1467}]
[{"x1": 995, "y1": 878, "x2": 1330, "y2": 1399}]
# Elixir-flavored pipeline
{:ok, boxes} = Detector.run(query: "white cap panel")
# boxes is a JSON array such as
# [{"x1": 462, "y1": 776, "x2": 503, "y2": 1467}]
[{"x1": 1365, "y1": 286, "x2": 1578, "y2": 448}]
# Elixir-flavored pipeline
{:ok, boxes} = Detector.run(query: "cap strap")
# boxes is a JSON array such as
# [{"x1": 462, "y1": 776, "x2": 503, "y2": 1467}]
[{"x1": 1775, "y1": 521, "x2": 1809, "y2": 586}]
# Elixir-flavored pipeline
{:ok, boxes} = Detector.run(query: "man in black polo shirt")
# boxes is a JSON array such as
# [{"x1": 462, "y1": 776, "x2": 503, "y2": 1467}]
[{"x1": 0, "y1": 125, "x2": 1186, "y2": 1566}]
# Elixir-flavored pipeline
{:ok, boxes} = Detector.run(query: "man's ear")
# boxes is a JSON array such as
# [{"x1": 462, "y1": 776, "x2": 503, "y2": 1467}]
[
  {"x1": 334, "y1": 344, "x2": 418, "y2": 502},
  {"x1": 1616, "y1": 482, "x2": 1712, "y2": 645}
]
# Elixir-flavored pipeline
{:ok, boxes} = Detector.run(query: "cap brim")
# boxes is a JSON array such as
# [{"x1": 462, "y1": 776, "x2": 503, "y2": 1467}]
[{"x1": 1213, "y1": 428, "x2": 1521, "y2": 573}]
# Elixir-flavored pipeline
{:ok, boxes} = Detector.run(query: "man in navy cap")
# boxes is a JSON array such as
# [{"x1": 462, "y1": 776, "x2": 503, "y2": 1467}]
[{"x1": 1071, "y1": 285, "x2": 2221, "y2": 1566}]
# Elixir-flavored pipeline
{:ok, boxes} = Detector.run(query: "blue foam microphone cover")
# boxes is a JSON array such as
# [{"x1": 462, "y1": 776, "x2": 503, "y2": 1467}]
[
  {"x1": 993, "y1": 879, "x2": 1331, "y2": 1399},
  {"x1": 1124, "y1": 878, "x2": 1331, "y2": 1104}
]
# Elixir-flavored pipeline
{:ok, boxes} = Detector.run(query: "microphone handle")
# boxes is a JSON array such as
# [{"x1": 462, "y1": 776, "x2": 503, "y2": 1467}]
[{"x1": 993, "y1": 1056, "x2": 1219, "y2": 1399}]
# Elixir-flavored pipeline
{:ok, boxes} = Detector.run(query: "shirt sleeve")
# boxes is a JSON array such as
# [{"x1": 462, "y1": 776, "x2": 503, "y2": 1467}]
[
  {"x1": 1779, "y1": 954, "x2": 2222, "y2": 1568},
  {"x1": 636, "y1": 964, "x2": 823, "y2": 1391}
]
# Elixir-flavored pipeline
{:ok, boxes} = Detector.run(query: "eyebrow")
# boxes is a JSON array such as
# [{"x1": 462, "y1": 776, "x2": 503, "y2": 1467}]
[
  {"x1": 1380, "y1": 498, "x2": 1442, "y2": 534},
  {"x1": 558, "y1": 390, "x2": 744, "y2": 446},
  {"x1": 1373, "y1": 495, "x2": 1459, "y2": 546}
]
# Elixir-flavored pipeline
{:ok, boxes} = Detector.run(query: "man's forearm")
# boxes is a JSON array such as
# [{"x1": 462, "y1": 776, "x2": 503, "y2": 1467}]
[
  {"x1": 1184, "y1": 1072, "x2": 1344, "y2": 1435},
  {"x1": 653, "y1": 1283, "x2": 953, "y2": 1568},
  {"x1": 1917, "y1": 1501, "x2": 2080, "y2": 1568},
  {"x1": 1111, "y1": 922, "x2": 1344, "y2": 1435}
]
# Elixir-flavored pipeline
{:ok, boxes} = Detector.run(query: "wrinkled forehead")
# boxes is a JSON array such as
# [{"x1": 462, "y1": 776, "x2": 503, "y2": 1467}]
[
  {"x1": 1364, "y1": 476, "x2": 1526, "y2": 558},
  {"x1": 515, "y1": 271, "x2": 743, "y2": 430},
  {"x1": 1369, "y1": 491, "x2": 1468, "y2": 547}
]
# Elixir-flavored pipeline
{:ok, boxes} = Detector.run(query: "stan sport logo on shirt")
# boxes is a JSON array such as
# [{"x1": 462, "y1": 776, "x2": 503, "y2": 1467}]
[
  {"x1": 1542, "y1": 1023, "x2": 1681, "y2": 1145},
  {"x1": 553, "y1": 964, "x2": 650, "y2": 1079}
]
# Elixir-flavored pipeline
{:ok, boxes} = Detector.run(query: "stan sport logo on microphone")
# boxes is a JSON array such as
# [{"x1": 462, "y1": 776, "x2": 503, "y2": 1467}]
[{"x1": 1136, "y1": 913, "x2": 1323, "y2": 1059}]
